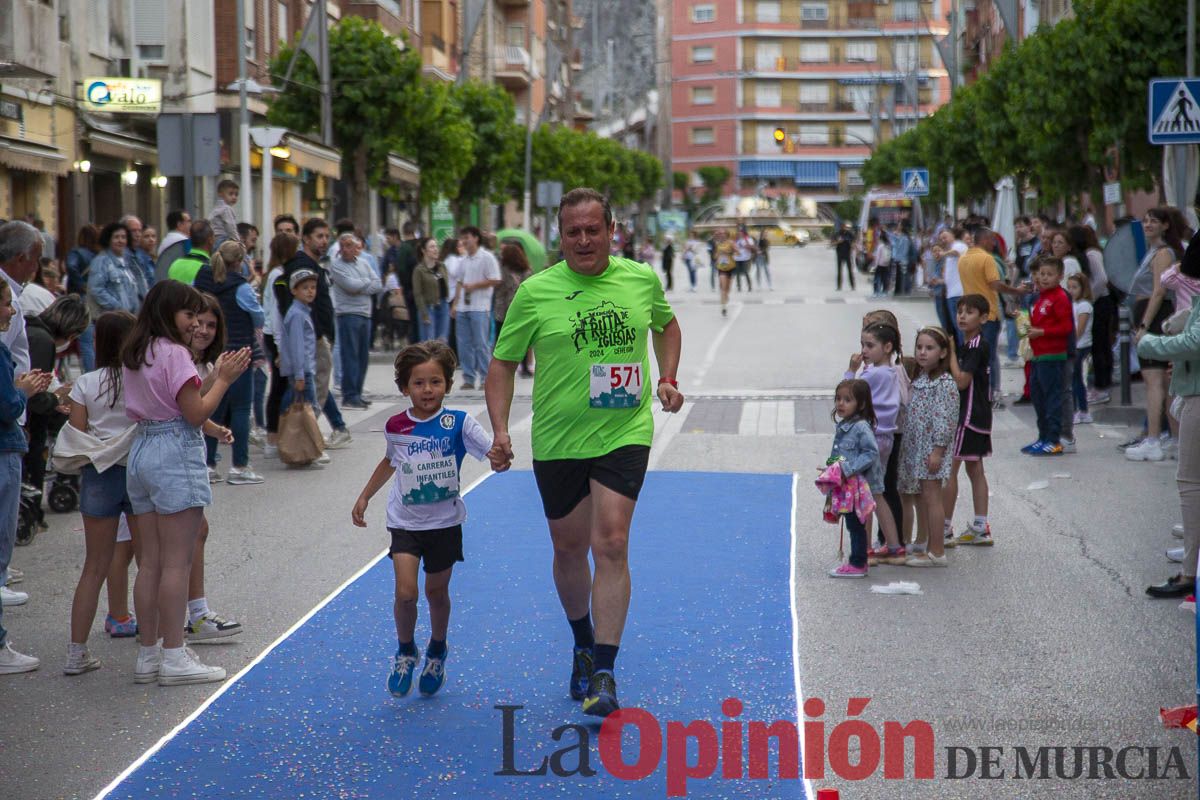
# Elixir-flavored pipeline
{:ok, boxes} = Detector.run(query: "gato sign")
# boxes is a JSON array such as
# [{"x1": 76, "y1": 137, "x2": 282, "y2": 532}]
[{"x1": 82, "y1": 78, "x2": 162, "y2": 114}]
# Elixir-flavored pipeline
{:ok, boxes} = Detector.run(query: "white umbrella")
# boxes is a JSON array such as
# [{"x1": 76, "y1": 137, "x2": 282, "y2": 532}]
[{"x1": 991, "y1": 176, "x2": 1017, "y2": 257}]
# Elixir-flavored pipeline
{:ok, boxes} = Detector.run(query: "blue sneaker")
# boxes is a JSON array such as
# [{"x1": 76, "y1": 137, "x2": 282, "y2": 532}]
[
  {"x1": 418, "y1": 647, "x2": 448, "y2": 696},
  {"x1": 570, "y1": 647, "x2": 594, "y2": 701},
  {"x1": 388, "y1": 649, "x2": 419, "y2": 697},
  {"x1": 1020, "y1": 440, "x2": 1045, "y2": 454},
  {"x1": 104, "y1": 613, "x2": 138, "y2": 638},
  {"x1": 582, "y1": 670, "x2": 619, "y2": 717},
  {"x1": 1031, "y1": 442, "x2": 1063, "y2": 457}
]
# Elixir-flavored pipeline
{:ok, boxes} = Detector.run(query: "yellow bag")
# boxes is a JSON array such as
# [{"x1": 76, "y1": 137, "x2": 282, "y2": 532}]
[{"x1": 278, "y1": 403, "x2": 325, "y2": 465}]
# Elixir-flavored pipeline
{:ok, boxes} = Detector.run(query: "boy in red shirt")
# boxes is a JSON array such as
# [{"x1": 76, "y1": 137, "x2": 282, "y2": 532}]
[{"x1": 1022, "y1": 255, "x2": 1074, "y2": 456}]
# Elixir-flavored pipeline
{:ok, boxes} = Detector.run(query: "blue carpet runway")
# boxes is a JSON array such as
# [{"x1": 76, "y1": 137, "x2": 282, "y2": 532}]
[{"x1": 98, "y1": 472, "x2": 807, "y2": 799}]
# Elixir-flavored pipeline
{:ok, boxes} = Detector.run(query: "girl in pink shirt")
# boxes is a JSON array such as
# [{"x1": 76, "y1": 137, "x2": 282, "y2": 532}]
[{"x1": 120, "y1": 281, "x2": 249, "y2": 687}]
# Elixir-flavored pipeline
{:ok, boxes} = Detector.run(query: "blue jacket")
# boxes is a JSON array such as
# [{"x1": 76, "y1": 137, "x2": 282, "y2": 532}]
[
  {"x1": 66, "y1": 247, "x2": 95, "y2": 295},
  {"x1": 280, "y1": 301, "x2": 316, "y2": 378},
  {"x1": 0, "y1": 343, "x2": 29, "y2": 453},
  {"x1": 829, "y1": 418, "x2": 883, "y2": 494},
  {"x1": 130, "y1": 247, "x2": 156, "y2": 289},
  {"x1": 87, "y1": 249, "x2": 145, "y2": 313}
]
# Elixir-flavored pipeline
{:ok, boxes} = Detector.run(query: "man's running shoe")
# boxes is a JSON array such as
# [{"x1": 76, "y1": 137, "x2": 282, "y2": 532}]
[
  {"x1": 570, "y1": 647, "x2": 594, "y2": 701},
  {"x1": 1031, "y1": 442, "x2": 1063, "y2": 456},
  {"x1": 1020, "y1": 440, "x2": 1045, "y2": 454},
  {"x1": 388, "y1": 650, "x2": 419, "y2": 697},
  {"x1": 956, "y1": 524, "x2": 994, "y2": 546},
  {"x1": 583, "y1": 670, "x2": 620, "y2": 718},
  {"x1": 418, "y1": 648, "x2": 448, "y2": 696},
  {"x1": 105, "y1": 613, "x2": 138, "y2": 638},
  {"x1": 186, "y1": 613, "x2": 243, "y2": 642},
  {"x1": 1060, "y1": 437, "x2": 1077, "y2": 454},
  {"x1": 325, "y1": 429, "x2": 353, "y2": 450}
]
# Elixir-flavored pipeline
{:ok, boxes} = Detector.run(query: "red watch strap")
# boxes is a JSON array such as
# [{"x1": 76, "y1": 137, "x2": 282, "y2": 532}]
[{"x1": 658, "y1": 377, "x2": 678, "y2": 388}]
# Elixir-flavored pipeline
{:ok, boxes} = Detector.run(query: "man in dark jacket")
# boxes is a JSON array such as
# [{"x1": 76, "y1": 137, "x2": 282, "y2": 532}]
[{"x1": 273, "y1": 217, "x2": 351, "y2": 449}]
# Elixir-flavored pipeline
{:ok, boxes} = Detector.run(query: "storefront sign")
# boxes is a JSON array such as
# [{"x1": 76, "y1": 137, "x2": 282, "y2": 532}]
[
  {"x1": 0, "y1": 99, "x2": 22, "y2": 123},
  {"x1": 82, "y1": 78, "x2": 162, "y2": 114}
]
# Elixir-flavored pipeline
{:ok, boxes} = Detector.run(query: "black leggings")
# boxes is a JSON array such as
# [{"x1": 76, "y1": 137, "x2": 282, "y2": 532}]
[
  {"x1": 264, "y1": 334, "x2": 287, "y2": 434},
  {"x1": 878, "y1": 433, "x2": 903, "y2": 545},
  {"x1": 1090, "y1": 294, "x2": 1117, "y2": 390},
  {"x1": 836, "y1": 254, "x2": 855, "y2": 289}
]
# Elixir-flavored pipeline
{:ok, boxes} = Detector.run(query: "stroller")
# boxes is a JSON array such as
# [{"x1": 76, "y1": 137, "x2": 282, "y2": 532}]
[{"x1": 16, "y1": 484, "x2": 42, "y2": 546}]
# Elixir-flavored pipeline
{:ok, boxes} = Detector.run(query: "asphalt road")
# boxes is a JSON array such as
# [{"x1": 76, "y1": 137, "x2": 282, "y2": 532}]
[{"x1": 2, "y1": 243, "x2": 1195, "y2": 799}]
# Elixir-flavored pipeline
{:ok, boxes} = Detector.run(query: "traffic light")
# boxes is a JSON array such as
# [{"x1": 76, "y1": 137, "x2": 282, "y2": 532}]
[{"x1": 773, "y1": 127, "x2": 787, "y2": 147}]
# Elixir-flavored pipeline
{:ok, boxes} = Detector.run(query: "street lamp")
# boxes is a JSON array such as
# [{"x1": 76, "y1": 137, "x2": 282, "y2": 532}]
[{"x1": 249, "y1": 126, "x2": 288, "y2": 251}]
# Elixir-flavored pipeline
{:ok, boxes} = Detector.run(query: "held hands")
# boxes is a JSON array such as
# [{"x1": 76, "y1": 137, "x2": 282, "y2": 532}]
[
  {"x1": 351, "y1": 496, "x2": 369, "y2": 527},
  {"x1": 487, "y1": 432, "x2": 514, "y2": 473},
  {"x1": 657, "y1": 382, "x2": 684, "y2": 413},
  {"x1": 216, "y1": 347, "x2": 252, "y2": 381}
]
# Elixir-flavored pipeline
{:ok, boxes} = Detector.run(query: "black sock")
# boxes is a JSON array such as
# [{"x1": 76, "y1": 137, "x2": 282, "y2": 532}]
[
  {"x1": 594, "y1": 643, "x2": 619, "y2": 673},
  {"x1": 568, "y1": 613, "x2": 594, "y2": 650},
  {"x1": 397, "y1": 640, "x2": 417, "y2": 656},
  {"x1": 427, "y1": 638, "x2": 447, "y2": 657}
]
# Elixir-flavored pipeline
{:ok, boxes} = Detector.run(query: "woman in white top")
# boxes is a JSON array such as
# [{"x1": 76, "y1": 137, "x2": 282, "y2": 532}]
[{"x1": 1049, "y1": 231, "x2": 1082, "y2": 285}]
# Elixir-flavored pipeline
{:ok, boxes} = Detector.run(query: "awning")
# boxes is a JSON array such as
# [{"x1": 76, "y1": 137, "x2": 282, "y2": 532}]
[
  {"x1": 87, "y1": 130, "x2": 158, "y2": 164},
  {"x1": 738, "y1": 160, "x2": 796, "y2": 179},
  {"x1": 793, "y1": 161, "x2": 839, "y2": 187},
  {"x1": 0, "y1": 137, "x2": 69, "y2": 175},
  {"x1": 387, "y1": 153, "x2": 419, "y2": 186},
  {"x1": 287, "y1": 135, "x2": 341, "y2": 180}
]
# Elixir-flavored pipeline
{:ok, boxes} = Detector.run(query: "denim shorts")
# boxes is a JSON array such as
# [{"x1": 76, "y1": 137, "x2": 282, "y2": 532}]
[
  {"x1": 80, "y1": 463, "x2": 133, "y2": 518},
  {"x1": 126, "y1": 418, "x2": 212, "y2": 515}
]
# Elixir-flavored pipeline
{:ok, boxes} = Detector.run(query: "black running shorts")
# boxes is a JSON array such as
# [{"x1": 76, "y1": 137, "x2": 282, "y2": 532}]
[
  {"x1": 388, "y1": 525, "x2": 464, "y2": 573},
  {"x1": 531, "y1": 445, "x2": 651, "y2": 520}
]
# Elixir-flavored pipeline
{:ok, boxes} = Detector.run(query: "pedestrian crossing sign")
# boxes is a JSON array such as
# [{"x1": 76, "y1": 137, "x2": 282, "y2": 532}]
[
  {"x1": 1148, "y1": 78, "x2": 1200, "y2": 144},
  {"x1": 901, "y1": 167, "x2": 929, "y2": 196}
]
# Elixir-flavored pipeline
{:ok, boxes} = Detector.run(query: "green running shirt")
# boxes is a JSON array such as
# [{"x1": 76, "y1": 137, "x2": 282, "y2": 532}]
[{"x1": 492, "y1": 256, "x2": 675, "y2": 461}]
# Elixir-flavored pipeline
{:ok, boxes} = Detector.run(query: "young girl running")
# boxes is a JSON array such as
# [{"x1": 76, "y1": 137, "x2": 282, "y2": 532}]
[
  {"x1": 845, "y1": 323, "x2": 905, "y2": 564},
  {"x1": 351, "y1": 341, "x2": 491, "y2": 698},
  {"x1": 897, "y1": 326, "x2": 959, "y2": 567},
  {"x1": 64, "y1": 311, "x2": 139, "y2": 674},
  {"x1": 827, "y1": 379, "x2": 886, "y2": 578},
  {"x1": 1066, "y1": 274, "x2": 1094, "y2": 426},
  {"x1": 122, "y1": 281, "x2": 249, "y2": 686}
]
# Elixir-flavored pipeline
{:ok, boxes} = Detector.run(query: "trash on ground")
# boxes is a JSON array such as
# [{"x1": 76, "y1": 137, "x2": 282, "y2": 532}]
[
  {"x1": 1052, "y1": 473, "x2": 1071, "y2": 479},
  {"x1": 871, "y1": 581, "x2": 923, "y2": 595},
  {"x1": 1025, "y1": 480, "x2": 1050, "y2": 491}
]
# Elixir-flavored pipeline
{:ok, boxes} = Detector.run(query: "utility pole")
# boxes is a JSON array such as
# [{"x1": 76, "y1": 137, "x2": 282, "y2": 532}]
[
  {"x1": 236, "y1": 0, "x2": 253, "y2": 225},
  {"x1": 946, "y1": 0, "x2": 958, "y2": 218}
]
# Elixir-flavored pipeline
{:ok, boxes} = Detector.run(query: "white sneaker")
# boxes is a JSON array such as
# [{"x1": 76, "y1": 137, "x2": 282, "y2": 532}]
[
  {"x1": 64, "y1": 646, "x2": 101, "y2": 675},
  {"x1": 159, "y1": 647, "x2": 226, "y2": 686},
  {"x1": 6, "y1": 566, "x2": 24, "y2": 584},
  {"x1": 325, "y1": 429, "x2": 353, "y2": 450},
  {"x1": 249, "y1": 427, "x2": 266, "y2": 447},
  {"x1": 262, "y1": 443, "x2": 279, "y2": 459},
  {"x1": 316, "y1": 451, "x2": 331, "y2": 465},
  {"x1": 1, "y1": 586, "x2": 28, "y2": 606},
  {"x1": 1174, "y1": 523, "x2": 1186, "y2": 539},
  {"x1": 0, "y1": 642, "x2": 39, "y2": 674},
  {"x1": 226, "y1": 466, "x2": 265, "y2": 485},
  {"x1": 1167, "y1": 547, "x2": 1185, "y2": 563},
  {"x1": 134, "y1": 644, "x2": 162, "y2": 684},
  {"x1": 207, "y1": 466, "x2": 224, "y2": 483},
  {"x1": 186, "y1": 612, "x2": 243, "y2": 642},
  {"x1": 1163, "y1": 438, "x2": 1179, "y2": 460},
  {"x1": 1073, "y1": 411, "x2": 1094, "y2": 425},
  {"x1": 1125, "y1": 438, "x2": 1164, "y2": 462}
]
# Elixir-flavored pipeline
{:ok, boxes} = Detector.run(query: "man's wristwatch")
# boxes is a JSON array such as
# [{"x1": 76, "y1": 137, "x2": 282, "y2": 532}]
[{"x1": 658, "y1": 377, "x2": 678, "y2": 389}]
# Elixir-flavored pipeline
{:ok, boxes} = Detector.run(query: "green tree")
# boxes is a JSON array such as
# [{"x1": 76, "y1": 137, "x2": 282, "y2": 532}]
[
  {"x1": 449, "y1": 82, "x2": 523, "y2": 225},
  {"x1": 402, "y1": 81, "x2": 476, "y2": 207},
  {"x1": 696, "y1": 166, "x2": 731, "y2": 205},
  {"x1": 268, "y1": 17, "x2": 426, "y2": 223}
]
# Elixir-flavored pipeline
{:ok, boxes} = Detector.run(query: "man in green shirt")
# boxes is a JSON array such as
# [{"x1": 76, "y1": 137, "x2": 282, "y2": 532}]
[
  {"x1": 486, "y1": 188, "x2": 684, "y2": 718},
  {"x1": 167, "y1": 220, "x2": 214, "y2": 285}
]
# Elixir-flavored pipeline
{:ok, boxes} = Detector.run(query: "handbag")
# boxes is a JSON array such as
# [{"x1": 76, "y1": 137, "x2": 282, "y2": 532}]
[
  {"x1": 277, "y1": 403, "x2": 325, "y2": 465},
  {"x1": 387, "y1": 289, "x2": 409, "y2": 321}
]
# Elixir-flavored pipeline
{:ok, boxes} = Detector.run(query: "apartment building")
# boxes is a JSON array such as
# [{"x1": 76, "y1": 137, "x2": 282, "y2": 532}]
[{"x1": 671, "y1": 0, "x2": 950, "y2": 206}]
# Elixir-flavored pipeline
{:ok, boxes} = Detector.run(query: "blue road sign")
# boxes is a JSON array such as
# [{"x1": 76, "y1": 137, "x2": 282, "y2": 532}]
[
  {"x1": 901, "y1": 167, "x2": 929, "y2": 197},
  {"x1": 1149, "y1": 78, "x2": 1200, "y2": 145}
]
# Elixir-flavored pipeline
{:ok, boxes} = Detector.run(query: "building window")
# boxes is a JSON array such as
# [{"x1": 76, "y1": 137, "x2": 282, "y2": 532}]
[
  {"x1": 277, "y1": 1, "x2": 289, "y2": 43},
  {"x1": 691, "y1": 127, "x2": 715, "y2": 145},
  {"x1": 844, "y1": 84, "x2": 873, "y2": 111},
  {"x1": 691, "y1": 86, "x2": 715, "y2": 105},
  {"x1": 755, "y1": 41, "x2": 782, "y2": 70},
  {"x1": 843, "y1": 124, "x2": 875, "y2": 146},
  {"x1": 801, "y1": 2, "x2": 829, "y2": 21},
  {"x1": 797, "y1": 125, "x2": 829, "y2": 145},
  {"x1": 756, "y1": 0, "x2": 781, "y2": 23},
  {"x1": 138, "y1": 44, "x2": 165, "y2": 61},
  {"x1": 845, "y1": 41, "x2": 877, "y2": 62},
  {"x1": 799, "y1": 82, "x2": 830, "y2": 106},
  {"x1": 691, "y1": 3, "x2": 715, "y2": 22},
  {"x1": 894, "y1": 40, "x2": 918, "y2": 70},
  {"x1": 893, "y1": 0, "x2": 919, "y2": 22},
  {"x1": 691, "y1": 45, "x2": 714, "y2": 63},
  {"x1": 755, "y1": 81, "x2": 781, "y2": 107},
  {"x1": 757, "y1": 124, "x2": 783, "y2": 152},
  {"x1": 507, "y1": 24, "x2": 525, "y2": 48},
  {"x1": 845, "y1": 168, "x2": 865, "y2": 186},
  {"x1": 799, "y1": 42, "x2": 830, "y2": 63}
]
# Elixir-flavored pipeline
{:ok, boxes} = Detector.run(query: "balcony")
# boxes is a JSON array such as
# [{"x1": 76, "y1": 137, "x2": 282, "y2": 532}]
[
  {"x1": 0, "y1": 0, "x2": 58, "y2": 78},
  {"x1": 495, "y1": 46, "x2": 532, "y2": 87},
  {"x1": 498, "y1": 0, "x2": 530, "y2": 6}
]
